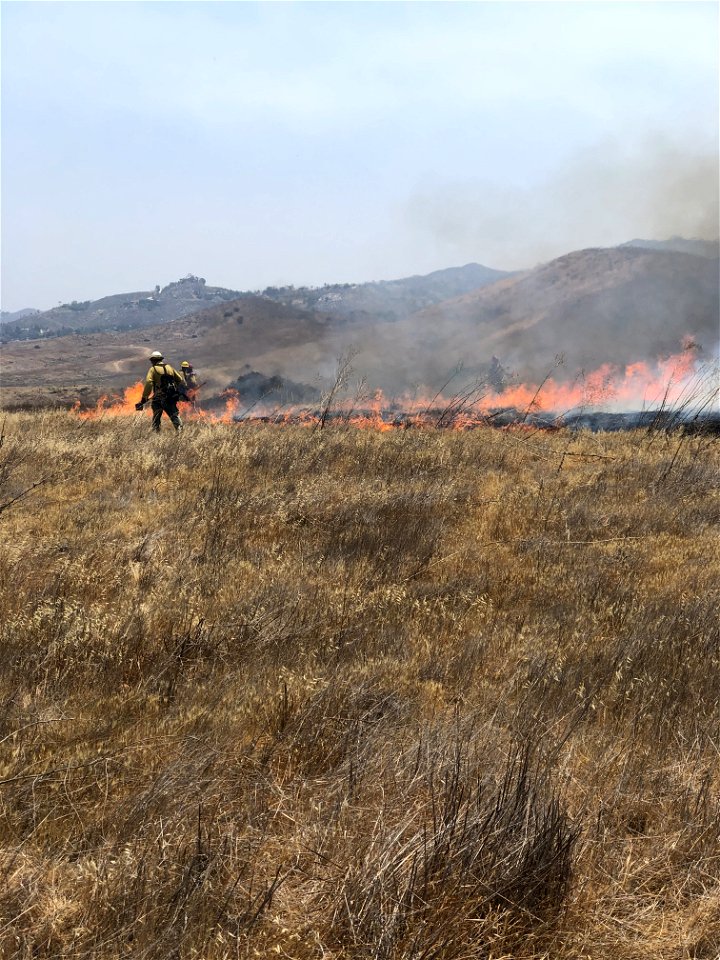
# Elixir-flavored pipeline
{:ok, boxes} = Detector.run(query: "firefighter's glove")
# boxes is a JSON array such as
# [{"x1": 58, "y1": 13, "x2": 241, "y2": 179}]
[{"x1": 135, "y1": 402, "x2": 145, "y2": 411}]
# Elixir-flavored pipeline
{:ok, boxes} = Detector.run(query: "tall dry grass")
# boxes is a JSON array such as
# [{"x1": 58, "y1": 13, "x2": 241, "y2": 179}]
[{"x1": 0, "y1": 411, "x2": 718, "y2": 958}]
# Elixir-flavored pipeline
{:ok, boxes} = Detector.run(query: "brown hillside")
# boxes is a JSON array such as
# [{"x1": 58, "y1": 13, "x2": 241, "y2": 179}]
[
  {"x1": 2, "y1": 247, "x2": 718, "y2": 409},
  {"x1": 0, "y1": 275, "x2": 243, "y2": 340},
  {"x1": 393, "y1": 247, "x2": 719, "y2": 383},
  {"x1": 0, "y1": 296, "x2": 343, "y2": 409}
]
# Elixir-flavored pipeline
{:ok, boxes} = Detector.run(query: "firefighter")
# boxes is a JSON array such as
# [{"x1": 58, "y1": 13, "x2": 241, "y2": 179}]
[
  {"x1": 135, "y1": 350, "x2": 184, "y2": 432},
  {"x1": 180, "y1": 360, "x2": 199, "y2": 403}
]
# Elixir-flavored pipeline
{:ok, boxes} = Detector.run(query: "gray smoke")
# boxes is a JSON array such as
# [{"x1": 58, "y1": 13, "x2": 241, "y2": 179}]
[
  {"x1": 404, "y1": 135, "x2": 719, "y2": 270},
  {"x1": 318, "y1": 135, "x2": 718, "y2": 397},
  {"x1": 243, "y1": 135, "x2": 720, "y2": 408}
]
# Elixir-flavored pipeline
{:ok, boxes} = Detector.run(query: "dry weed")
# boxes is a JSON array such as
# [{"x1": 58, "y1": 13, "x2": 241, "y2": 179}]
[{"x1": 0, "y1": 412, "x2": 718, "y2": 958}]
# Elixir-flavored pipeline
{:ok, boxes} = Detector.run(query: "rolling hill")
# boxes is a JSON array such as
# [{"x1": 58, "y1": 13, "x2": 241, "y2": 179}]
[
  {"x1": 258, "y1": 262, "x2": 513, "y2": 323},
  {"x1": 0, "y1": 263, "x2": 511, "y2": 343},
  {"x1": 0, "y1": 295, "x2": 340, "y2": 408},
  {"x1": 0, "y1": 275, "x2": 243, "y2": 341},
  {"x1": 359, "y1": 246, "x2": 719, "y2": 390},
  {"x1": 1, "y1": 245, "x2": 717, "y2": 410}
]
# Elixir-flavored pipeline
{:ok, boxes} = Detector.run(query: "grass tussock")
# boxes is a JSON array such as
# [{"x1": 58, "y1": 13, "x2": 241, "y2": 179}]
[{"x1": 0, "y1": 411, "x2": 718, "y2": 959}]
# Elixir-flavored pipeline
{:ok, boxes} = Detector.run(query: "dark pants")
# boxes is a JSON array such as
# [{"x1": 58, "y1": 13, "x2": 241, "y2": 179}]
[{"x1": 151, "y1": 397, "x2": 182, "y2": 431}]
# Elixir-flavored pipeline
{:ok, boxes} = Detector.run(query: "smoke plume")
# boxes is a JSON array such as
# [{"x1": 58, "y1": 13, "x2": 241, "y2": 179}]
[{"x1": 404, "y1": 136, "x2": 719, "y2": 270}]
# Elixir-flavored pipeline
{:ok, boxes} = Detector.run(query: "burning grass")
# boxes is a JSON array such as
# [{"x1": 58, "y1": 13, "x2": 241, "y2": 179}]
[
  {"x1": 0, "y1": 412, "x2": 718, "y2": 958},
  {"x1": 69, "y1": 342, "x2": 718, "y2": 433}
]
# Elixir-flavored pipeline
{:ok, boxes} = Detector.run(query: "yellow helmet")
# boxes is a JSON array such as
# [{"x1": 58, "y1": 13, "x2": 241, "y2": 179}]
[{"x1": 181, "y1": 361, "x2": 191, "y2": 368}]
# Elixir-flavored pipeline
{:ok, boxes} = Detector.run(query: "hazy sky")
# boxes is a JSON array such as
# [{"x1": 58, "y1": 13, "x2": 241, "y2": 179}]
[{"x1": 2, "y1": 1, "x2": 718, "y2": 311}]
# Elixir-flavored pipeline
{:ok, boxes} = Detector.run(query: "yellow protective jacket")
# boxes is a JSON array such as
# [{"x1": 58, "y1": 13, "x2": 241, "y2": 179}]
[{"x1": 140, "y1": 363, "x2": 184, "y2": 403}]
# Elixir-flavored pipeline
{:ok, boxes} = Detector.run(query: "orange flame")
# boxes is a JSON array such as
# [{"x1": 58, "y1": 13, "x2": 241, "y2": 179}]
[
  {"x1": 71, "y1": 344, "x2": 713, "y2": 430},
  {"x1": 75, "y1": 381, "x2": 146, "y2": 419}
]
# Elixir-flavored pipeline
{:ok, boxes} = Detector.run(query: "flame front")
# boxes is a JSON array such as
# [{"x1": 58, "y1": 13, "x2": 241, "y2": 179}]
[
  {"x1": 71, "y1": 344, "x2": 715, "y2": 429},
  {"x1": 75, "y1": 381, "x2": 146, "y2": 419}
]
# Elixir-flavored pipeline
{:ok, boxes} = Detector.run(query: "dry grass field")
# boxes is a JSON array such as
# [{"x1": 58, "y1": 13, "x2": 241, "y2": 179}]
[{"x1": 0, "y1": 411, "x2": 718, "y2": 959}]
